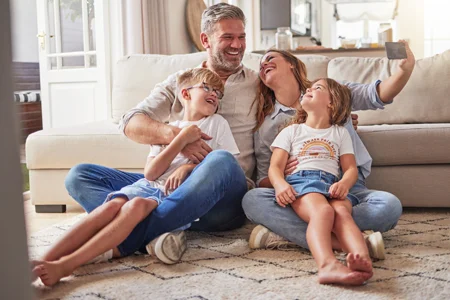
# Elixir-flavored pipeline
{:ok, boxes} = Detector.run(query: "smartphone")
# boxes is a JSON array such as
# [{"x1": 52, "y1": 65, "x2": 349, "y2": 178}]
[{"x1": 385, "y1": 42, "x2": 407, "y2": 59}]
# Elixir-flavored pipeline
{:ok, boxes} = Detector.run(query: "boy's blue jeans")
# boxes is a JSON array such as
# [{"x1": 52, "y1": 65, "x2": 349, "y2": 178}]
[
  {"x1": 242, "y1": 179, "x2": 403, "y2": 250},
  {"x1": 65, "y1": 150, "x2": 248, "y2": 253}
]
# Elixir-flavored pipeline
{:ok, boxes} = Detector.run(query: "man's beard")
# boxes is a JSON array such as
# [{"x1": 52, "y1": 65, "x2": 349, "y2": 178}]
[{"x1": 211, "y1": 46, "x2": 244, "y2": 72}]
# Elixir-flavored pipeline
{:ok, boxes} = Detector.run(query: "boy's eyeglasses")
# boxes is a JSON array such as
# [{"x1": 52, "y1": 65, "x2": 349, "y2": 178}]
[{"x1": 186, "y1": 82, "x2": 224, "y2": 100}]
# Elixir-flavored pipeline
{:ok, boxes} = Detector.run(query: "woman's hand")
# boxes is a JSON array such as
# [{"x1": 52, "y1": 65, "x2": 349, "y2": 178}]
[
  {"x1": 164, "y1": 165, "x2": 192, "y2": 195},
  {"x1": 274, "y1": 181, "x2": 298, "y2": 207},
  {"x1": 329, "y1": 181, "x2": 350, "y2": 200},
  {"x1": 351, "y1": 113, "x2": 358, "y2": 130},
  {"x1": 398, "y1": 40, "x2": 415, "y2": 74}
]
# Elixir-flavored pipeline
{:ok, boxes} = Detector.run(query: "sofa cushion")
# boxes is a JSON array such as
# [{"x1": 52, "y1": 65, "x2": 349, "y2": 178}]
[
  {"x1": 328, "y1": 50, "x2": 450, "y2": 125},
  {"x1": 111, "y1": 52, "x2": 264, "y2": 123},
  {"x1": 358, "y1": 123, "x2": 450, "y2": 166},
  {"x1": 111, "y1": 52, "x2": 207, "y2": 123},
  {"x1": 26, "y1": 121, "x2": 149, "y2": 170},
  {"x1": 111, "y1": 52, "x2": 331, "y2": 123},
  {"x1": 294, "y1": 55, "x2": 330, "y2": 81}
]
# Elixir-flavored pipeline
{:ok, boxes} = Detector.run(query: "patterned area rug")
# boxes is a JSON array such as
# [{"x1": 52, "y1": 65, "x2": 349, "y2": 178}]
[{"x1": 29, "y1": 209, "x2": 450, "y2": 299}]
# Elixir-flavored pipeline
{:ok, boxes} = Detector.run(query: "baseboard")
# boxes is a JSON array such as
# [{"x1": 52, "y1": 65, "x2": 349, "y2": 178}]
[{"x1": 23, "y1": 191, "x2": 30, "y2": 201}]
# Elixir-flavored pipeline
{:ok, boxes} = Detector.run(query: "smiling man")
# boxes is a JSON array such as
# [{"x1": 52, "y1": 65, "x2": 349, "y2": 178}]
[{"x1": 64, "y1": 3, "x2": 259, "y2": 265}]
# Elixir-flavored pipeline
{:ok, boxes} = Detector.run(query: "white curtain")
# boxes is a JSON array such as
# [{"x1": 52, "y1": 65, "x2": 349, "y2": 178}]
[
  {"x1": 336, "y1": 0, "x2": 398, "y2": 21},
  {"x1": 121, "y1": 0, "x2": 169, "y2": 55}
]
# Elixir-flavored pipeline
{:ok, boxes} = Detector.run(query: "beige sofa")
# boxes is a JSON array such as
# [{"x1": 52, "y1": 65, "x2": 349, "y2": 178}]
[{"x1": 26, "y1": 50, "x2": 450, "y2": 212}]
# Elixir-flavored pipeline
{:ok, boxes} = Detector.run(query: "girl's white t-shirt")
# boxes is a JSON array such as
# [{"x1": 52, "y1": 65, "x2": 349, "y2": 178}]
[
  {"x1": 271, "y1": 124, "x2": 354, "y2": 177},
  {"x1": 147, "y1": 114, "x2": 240, "y2": 191}
]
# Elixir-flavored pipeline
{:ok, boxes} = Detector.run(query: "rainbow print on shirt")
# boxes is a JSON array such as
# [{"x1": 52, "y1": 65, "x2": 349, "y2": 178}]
[{"x1": 298, "y1": 138, "x2": 337, "y2": 160}]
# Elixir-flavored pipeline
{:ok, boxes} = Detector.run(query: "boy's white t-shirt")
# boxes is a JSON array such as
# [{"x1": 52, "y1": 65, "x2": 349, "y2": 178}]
[
  {"x1": 271, "y1": 124, "x2": 354, "y2": 177},
  {"x1": 147, "y1": 114, "x2": 240, "y2": 191}
]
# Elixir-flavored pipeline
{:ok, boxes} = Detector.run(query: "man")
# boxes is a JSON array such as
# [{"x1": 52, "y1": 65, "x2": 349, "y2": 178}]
[{"x1": 65, "y1": 3, "x2": 257, "y2": 264}]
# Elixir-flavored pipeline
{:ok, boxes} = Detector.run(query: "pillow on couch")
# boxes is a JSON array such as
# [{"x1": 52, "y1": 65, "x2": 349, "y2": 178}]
[{"x1": 328, "y1": 49, "x2": 450, "y2": 125}]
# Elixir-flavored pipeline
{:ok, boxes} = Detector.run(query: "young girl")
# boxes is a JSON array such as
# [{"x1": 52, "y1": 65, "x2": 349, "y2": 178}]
[
  {"x1": 32, "y1": 68, "x2": 242, "y2": 286},
  {"x1": 268, "y1": 78, "x2": 373, "y2": 286}
]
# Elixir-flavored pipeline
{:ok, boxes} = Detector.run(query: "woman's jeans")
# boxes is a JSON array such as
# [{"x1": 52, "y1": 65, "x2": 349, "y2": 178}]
[
  {"x1": 65, "y1": 150, "x2": 248, "y2": 238},
  {"x1": 242, "y1": 178, "x2": 402, "y2": 249}
]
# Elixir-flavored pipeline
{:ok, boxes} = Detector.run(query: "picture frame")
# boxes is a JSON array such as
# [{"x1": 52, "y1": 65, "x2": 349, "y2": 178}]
[{"x1": 291, "y1": 0, "x2": 312, "y2": 36}]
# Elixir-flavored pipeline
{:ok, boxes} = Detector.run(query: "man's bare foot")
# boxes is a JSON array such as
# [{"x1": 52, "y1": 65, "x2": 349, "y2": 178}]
[
  {"x1": 32, "y1": 260, "x2": 73, "y2": 287},
  {"x1": 318, "y1": 260, "x2": 368, "y2": 286},
  {"x1": 346, "y1": 253, "x2": 373, "y2": 274}
]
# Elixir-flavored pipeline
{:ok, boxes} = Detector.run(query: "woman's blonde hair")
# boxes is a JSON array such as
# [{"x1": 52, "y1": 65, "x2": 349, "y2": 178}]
[
  {"x1": 252, "y1": 49, "x2": 310, "y2": 132},
  {"x1": 287, "y1": 78, "x2": 352, "y2": 127}
]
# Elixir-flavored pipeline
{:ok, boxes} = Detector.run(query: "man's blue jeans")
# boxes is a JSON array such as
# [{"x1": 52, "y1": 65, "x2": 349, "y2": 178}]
[
  {"x1": 65, "y1": 150, "x2": 248, "y2": 254},
  {"x1": 242, "y1": 179, "x2": 402, "y2": 249}
]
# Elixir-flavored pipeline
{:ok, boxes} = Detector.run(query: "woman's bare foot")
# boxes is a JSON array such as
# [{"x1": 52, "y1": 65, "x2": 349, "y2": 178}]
[
  {"x1": 32, "y1": 260, "x2": 74, "y2": 287},
  {"x1": 318, "y1": 260, "x2": 368, "y2": 286},
  {"x1": 346, "y1": 253, "x2": 373, "y2": 274}
]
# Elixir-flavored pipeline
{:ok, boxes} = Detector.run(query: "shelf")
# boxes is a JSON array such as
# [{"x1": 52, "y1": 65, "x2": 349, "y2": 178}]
[
  {"x1": 325, "y1": 0, "x2": 394, "y2": 4},
  {"x1": 252, "y1": 47, "x2": 386, "y2": 59}
]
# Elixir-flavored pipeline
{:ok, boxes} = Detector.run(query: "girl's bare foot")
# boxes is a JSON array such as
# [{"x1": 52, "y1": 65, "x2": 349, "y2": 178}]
[
  {"x1": 346, "y1": 253, "x2": 373, "y2": 274},
  {"x1": 32, "y1": 260, "x2": 74, "y2": 287},
  {"x1": 318, "y1": 260, "x2": 368, "y2": 286}
]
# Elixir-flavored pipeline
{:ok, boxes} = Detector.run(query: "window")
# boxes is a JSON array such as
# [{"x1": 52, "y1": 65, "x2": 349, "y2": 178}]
[
  {"x1": 332, "y1": 1, "x2": 397, "y2": 48},
  {"x1": 424, "y1": 0, "x2": 450, "y2": 57},
  {"x1": 336, "y1": 20, "x2": 396, "y2": 46}
]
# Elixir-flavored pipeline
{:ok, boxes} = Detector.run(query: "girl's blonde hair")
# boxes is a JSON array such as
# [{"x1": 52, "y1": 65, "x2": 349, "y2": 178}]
[
  {"x1": 252, "y1": 49, "x2": 310, "y2": 132},
  {"x1": 287, "y1": 78, "x2": 352, "y2": 127},
  {"x1": 177, "y1": 68, "x2": 224, "y2": 93}
]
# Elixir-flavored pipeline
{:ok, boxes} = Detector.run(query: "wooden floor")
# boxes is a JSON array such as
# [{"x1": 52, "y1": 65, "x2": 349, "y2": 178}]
[{"x1": 24, "y1": 200, "x2": 84, "y2": 234}]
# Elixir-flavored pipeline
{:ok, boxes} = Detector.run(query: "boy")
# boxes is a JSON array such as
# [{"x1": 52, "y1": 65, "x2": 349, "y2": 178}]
[{"x1": 33, "y1": 68, "x2": 240, "y2": 286}]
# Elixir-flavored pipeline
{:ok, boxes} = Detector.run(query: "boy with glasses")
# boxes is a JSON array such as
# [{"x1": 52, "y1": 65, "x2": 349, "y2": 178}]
[{"x1": 32, "y1": 68, "x2": 240, "y2": 286}]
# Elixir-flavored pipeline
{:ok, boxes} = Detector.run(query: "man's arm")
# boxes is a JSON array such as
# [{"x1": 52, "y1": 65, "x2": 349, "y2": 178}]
[
  {"x1": 377, "y1": 40, "x2": 415, "y2": 103},
  {"x1": 125, "y1": 113, "x2": 180, "y2": 145},
  {"x1": 119, "y1": 71, "x2": 213, "y2": 162},
  {"x1": 119, "y1": 72, "x2": 179, "y2": 145},
  {"x1": 144, "y1": 125, "x2": 201, "y2": 181}
]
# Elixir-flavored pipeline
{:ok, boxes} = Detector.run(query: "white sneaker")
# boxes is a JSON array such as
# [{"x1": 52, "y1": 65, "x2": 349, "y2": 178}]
[
  {"x1": 145, "y1": 231, "x2": 187, "y2": 264},
  {"x1": 363, "y1": 230, "x2": 386, "y2": 260},
  {"x1": 85, "y1": 249, "x2": 113, "y2": 265},
  {"x1": 249, "y1": 225, "x2": 298, "y2": 250}
]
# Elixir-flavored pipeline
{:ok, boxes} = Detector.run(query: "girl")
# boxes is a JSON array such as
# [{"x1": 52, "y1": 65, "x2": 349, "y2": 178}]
[{"x1": 268, "y1": 78, "x2": 372, "y2": 285}]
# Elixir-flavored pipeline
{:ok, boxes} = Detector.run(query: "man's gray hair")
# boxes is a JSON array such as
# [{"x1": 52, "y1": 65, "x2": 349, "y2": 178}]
[{"x1": 201, "y1": 3, "x2": 246, "y2": 35}]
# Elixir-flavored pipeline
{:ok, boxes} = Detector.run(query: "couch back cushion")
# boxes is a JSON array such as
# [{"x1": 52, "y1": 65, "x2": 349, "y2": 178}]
[
  {"x1": 328, "y1": 50, "x2": 450, "y2": 125},
  {"x1": 112, "y1": 52, "x2": 206, "y2": 123},
  {"x1": 294, "y1": 55, "x2": 330, "y2": 81},
  {"x1": 111, "y1": 52, "x2": 330, "y2": 123}
]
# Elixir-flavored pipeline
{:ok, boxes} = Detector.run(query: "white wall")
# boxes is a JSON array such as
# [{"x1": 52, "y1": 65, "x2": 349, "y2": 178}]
[
  {"x1": 166, "y1": 0, "x2": 195, "y2": 54},
  {"x1": 10, "y1": 0, "x2": 39, "y2": 62},
  {"x1": 396, "y1": 0, "x2": 424, "y2": 58}
]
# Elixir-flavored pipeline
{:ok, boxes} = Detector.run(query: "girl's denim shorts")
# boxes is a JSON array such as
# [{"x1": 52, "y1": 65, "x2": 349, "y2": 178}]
[
  {"x1": 286, "y1": 170, "x2": 359, "y2": 206},
  {"x1": 104, "y1": 178, "x2": 165, "y2": 205}
]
